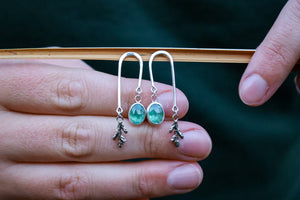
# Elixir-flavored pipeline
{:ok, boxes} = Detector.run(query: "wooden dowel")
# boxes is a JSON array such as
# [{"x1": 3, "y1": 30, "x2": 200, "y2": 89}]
[
  {"x1": 0, "y1": 47, "x2": 255, "y2": 63},
  {"x1": 1, "y1": 47, "x2": 299, "y2": 65}
]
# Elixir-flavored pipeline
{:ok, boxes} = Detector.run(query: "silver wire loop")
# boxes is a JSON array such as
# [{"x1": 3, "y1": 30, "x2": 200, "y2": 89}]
[
  {"x1": 150, "y1": 85, "x2": 157, "y2": 102},
  {"x1": 149, "y1": 50, "x2": 177, "y2": 115},
  {"x1": 136, "y1": 87, "x2": 142, "y2": 94},
  {"x1": 151, "y1": 85, "x2": 157, "y2": 94},
  {"x1": 172, "y1": 105, "x2": 179, "y2": 113},
  {"x1": 117, "y1": 52, "x2": 143, "y2": 114},
  {"x1": 172, "y1": 113, "x2": 179, "y2": 122},
  {"x1": 116, "y1": 107, "x2": 123, "y2": 114},
  {"x1": 134, "y1": 94, "x2": 142, "y2": 103},
  {"x1": 151, "y1": 94, "x2": 157, "y2": 102}
]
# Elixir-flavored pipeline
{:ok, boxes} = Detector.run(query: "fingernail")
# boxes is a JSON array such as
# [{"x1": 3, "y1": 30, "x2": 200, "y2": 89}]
[
  {"x1": 167, "y1": 164, "x2": 201, "y2": 190},
  {"x1": 240, "y1": 74, "x2": 268, "y2": 105},
  {"x1": 294, "y1": 74, "x2": 300, "y2": 94},
  {"x1": 179, "y1": 131, "x2": 212, "y2": 159}
]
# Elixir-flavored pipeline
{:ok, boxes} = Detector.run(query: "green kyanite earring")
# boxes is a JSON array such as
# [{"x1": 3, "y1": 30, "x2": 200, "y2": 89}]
[
  {"x1": 113, "y1": 52, "x2": 145, "y2": 148},
  {"x1": 128, "y1": 53, "x2": 146, "y2": 125},
  {"x1": 147, "y1": 91, "x2": 165, "y2": 125},
  {"x1": 129, "y1": 88, "x2": 146, "y2": 125},
  {"x1": 147, "y1": 50, "x2": 184, "y2": 147},
  {"x1": 146, "y1": 52, "x2": 166, "y2": 125}
]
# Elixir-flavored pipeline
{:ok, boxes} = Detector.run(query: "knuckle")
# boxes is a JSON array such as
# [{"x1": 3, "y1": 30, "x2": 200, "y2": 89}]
[
  {"x1": 141, "y1": 125, "x2": 160, "y2": 156},
  {"x1": 261, "y1": 39, "x2": 291, "y2": 68},
  {"x1": 60, "y1": 121, "x2": 95, "y2": 159},
  {"x1": 135, "y1": 169, "x2": 154, "y2": 197},
  {"x1": 52, "y1": 77, "x2": 88, "y2": 113},
  {"x1": 57, "y1": 171, "x2": 90, "y2": 200}
]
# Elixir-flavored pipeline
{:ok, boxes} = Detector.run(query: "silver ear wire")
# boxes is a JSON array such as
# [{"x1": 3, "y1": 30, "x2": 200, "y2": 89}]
[
  {"x1": 148, "y1": 50, "x2": 183, "y2": 147},
  {"x1": 113, "y1": 52, "x2": 144, "y2": 148},
  {"x1": 149, "y1": 51, "x2": 177, "y2": 113}
]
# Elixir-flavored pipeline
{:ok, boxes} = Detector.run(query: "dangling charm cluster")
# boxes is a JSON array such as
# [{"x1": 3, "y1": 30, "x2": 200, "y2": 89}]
[
  {"x1": 113, "y1": 112, "x2": 128, "y2": 148},
  {"x1": 169, "y1": 106, "x2": 184, "y2": 147}
]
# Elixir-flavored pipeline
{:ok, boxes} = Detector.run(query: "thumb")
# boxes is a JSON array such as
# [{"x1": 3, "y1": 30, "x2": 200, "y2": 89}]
[{"x1": 239, "y1": 0, "x2": 300, "y2": 106}]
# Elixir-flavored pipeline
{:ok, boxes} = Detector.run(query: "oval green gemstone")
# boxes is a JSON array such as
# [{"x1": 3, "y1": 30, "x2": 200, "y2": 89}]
[
  {"x1": 129, "y1": 103, "x2": 146, "y2": 125},
  {"x1": 147, "y1": 102, "x2": 165, "y2": 124}
]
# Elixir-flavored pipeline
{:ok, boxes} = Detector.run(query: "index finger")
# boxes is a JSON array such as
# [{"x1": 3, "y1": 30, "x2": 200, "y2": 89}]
[
  {"x1": 0, "y1": 61, "x2": 188, "y2": 118},
  {"x1": 239, "y1": 0, "x2": 300, "y2": 106}
]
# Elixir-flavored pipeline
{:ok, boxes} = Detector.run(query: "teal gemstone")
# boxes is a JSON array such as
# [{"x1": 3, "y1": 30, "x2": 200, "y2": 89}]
[
  {"x1": 147, "y1": 102, "x2": 165, "y2": 124},
  {"x1": 129, "y1": 103, "x2": 146, "y2": 125}
]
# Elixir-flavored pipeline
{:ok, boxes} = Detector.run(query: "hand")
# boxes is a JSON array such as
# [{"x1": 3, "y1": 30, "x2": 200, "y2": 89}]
[
  {"x1": 0, "y1": 59, "x2": 212, "y2": 199},
  {"x1": 239, "y1": 0, "x2": 300, "y2": 106}
]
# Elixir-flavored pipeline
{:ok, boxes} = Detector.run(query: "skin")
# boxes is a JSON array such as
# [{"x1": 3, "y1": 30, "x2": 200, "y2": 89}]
[
  {"x1": 0, "y1": 59, "x2": 212, "y2": 199},
  {"x1": 239, "y1": 0, "x2": 300, "y2": 105},
  {"x1": 0, "y1": 0, "x2": 299, "y2": 199}
]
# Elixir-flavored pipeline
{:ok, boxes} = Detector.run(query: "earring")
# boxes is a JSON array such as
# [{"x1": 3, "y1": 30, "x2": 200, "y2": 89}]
[
  {"x1": 128, "y1": 56, "x2": 146, "y2": 125},
  {"x1": 113, "y1": 52, "x2": 145, "y2": 148},
  {"x1": 148, "y1": 50, "x2": 184, "y2": 147},
  {"x1": 147, "y1": 52, "x2": 165, "y2": 125}
]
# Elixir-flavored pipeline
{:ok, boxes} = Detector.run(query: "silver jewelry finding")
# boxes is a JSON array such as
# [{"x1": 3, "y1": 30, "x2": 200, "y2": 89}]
[
  {"x1": 113, "y1": 52, "x2": 144, "y2": 148},
  {"x1": 148, "y1": 50, "x2": 184, "y2": 147}
]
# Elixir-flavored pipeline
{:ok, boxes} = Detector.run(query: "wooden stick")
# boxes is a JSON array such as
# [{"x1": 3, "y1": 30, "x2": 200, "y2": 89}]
[
  {"x1": 0, "y1": 47, "x2": 255, "y2": 63},
  {"x1": 1, "y1": 47, "x2": 299, "y2": 65}
]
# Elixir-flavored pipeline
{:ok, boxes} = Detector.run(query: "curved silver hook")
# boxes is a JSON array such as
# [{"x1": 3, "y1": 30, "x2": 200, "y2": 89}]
[
  {"x1": 117, "y1": 52, "x2": 143, "y2": 114},
  {"x1": 149, "y1": 50, "x2": 178, "y2": 112}
]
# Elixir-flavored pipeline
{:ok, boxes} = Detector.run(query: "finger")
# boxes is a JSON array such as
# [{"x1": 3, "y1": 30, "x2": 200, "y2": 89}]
[
  {"x1": 0, "y1": 62, "x2": 188, "y2": 117},
  {"x1": 1, "y1": 112, "x2": 211, "y2": 162},
  {"x1": 239, "y1": 0, "x2": 300, "y2": 106},
  {"x1": 33, "y1": 59, "x2": 94, "y2": 70},
  {"x1": 0, "y1": 59, "x2": 93, "y2": 70},
  {"x1": 3, "y1": 161, "x2": 202, "y2": 199},
  {"x1": 27, "y1": 46, "x2": 93, "y2": 70},
  {"x1": 295, "y1": 73, "x2": 300, "y2": 94}
]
